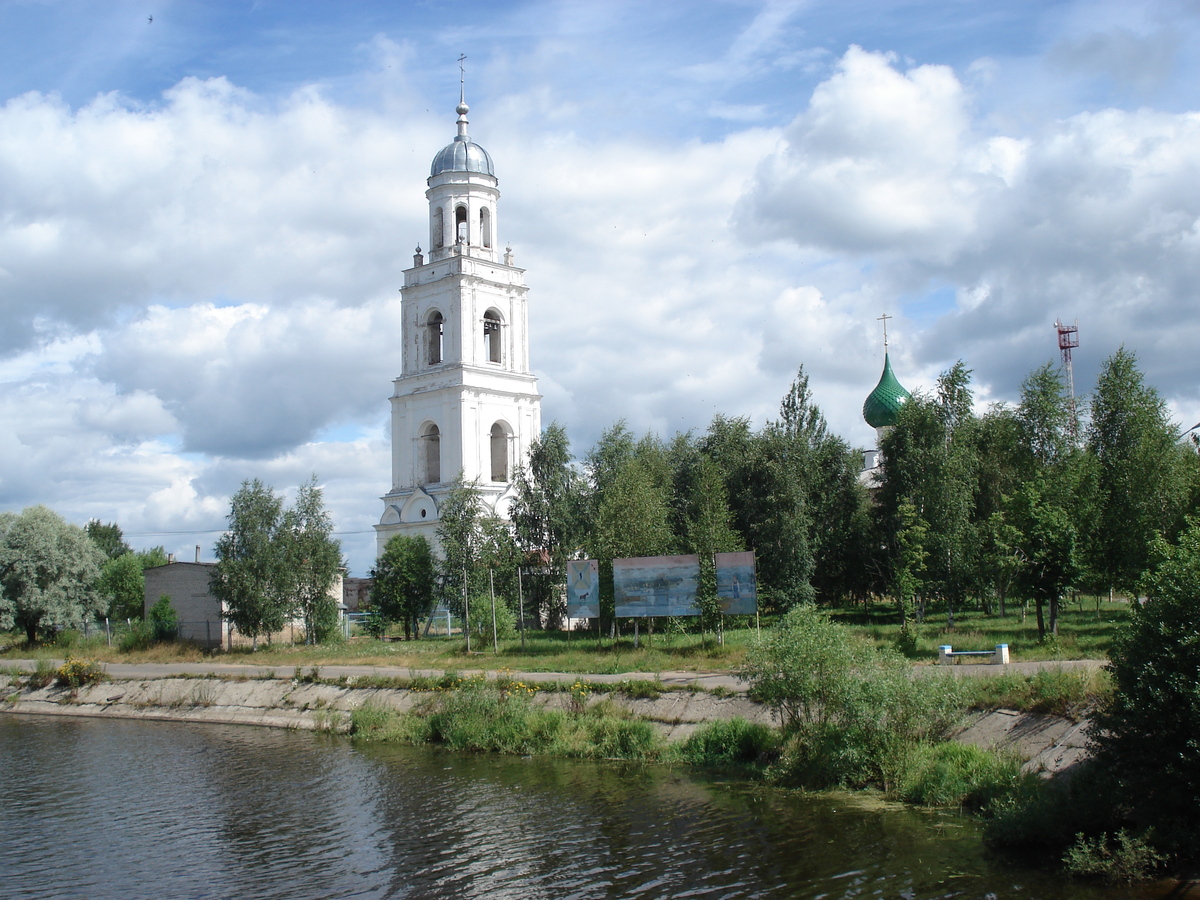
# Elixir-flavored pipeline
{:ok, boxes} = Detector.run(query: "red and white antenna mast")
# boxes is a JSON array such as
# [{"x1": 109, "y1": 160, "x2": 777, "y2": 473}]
[{"x1": 1055, "y1": 319, "x2": 1080, "y2": 438}]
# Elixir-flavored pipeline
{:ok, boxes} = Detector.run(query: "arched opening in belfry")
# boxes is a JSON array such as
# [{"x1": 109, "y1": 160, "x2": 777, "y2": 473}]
[
  {"x1": 490, "y1": 422, "x2": 509, "y2": 482},
  {"x1": 433, "y1": 207, "x2": 444, "y2": 250},
  {"x1": 455, "y1": 205, "x2": 468, "y2": 244},
  {"x1": 422, "y1": 423, "x2": 441, "y2": 485},
  {"x1": 483, "y1": 309, "x2": 503, "y2": 364},
  {"x1": 426, "y1": 311, "x2": 444, "y2": 366},
  {"x1": 480, "y1": 207, "x2": 492, "y2": 248}
]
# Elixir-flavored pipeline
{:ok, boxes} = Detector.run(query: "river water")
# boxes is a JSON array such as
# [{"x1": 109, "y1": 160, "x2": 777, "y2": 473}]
[{"x1": 0, "y1": 714, "x2": 1153, "y2": 900}]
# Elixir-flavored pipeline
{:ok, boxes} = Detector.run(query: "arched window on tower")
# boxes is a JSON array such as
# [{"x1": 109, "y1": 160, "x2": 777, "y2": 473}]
[
  {"x1": 422, "y1": 424, "x2": 441, "y2": 485},
  {"x1": 483, "y1": 309, "x2": 502, "y2": 364},
  {"x1": 427, "y1": 311, "x2": 444, "y2": 366},
  {"x1": 490, "y1": 422, "x2": 509, "y2": 482},
  {"x1": 480, "y1": 207, "x2": 492, "y2": 248},
  {"x1": 433, "y1": 208, "x2": 444, "y2": 250},
  {"x1": 455, "y1": 206, "x2": 468, "y2": 244}
]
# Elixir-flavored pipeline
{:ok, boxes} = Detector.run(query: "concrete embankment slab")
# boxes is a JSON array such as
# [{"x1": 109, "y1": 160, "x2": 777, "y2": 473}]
[{"x1": 0, "y1": 668, "x2": 1091, "y2": 775}]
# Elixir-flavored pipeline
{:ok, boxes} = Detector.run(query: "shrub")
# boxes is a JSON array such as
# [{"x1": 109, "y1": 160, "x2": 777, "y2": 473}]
[
  {"x1": 119, "y1": 621, "x2": 155, "y2": 652},
  {"x1": 681, "y1": 718, "x2": 779, "y2": 769},
  {"x1": 362, "y1": 607, "x2": 389, "y2": 640},
  {"x1": 743, "y1": 604, "x2": 963, "y2": 790},
  {"x1": 148, "y1": 595, "x2": 178, "y2": 641},
  {"x1": 26, "y1": 658, "x2": 56, "y2": 689},
  {"x1": 466, "y1": 595, "x2": 516, "y2": 644},
  {"x1": 1090, "y1": 521, "x2": 1200, "y2": 858},
  {"x1": 899, "y1": 743, "x2": 1021, "y2": 809},
  {"x1": 55, "y1": 656, "x2": 106, "y2": 688},
  {"x1": 1063, "y1": 830, "x2": 1163, "y2": 883}
]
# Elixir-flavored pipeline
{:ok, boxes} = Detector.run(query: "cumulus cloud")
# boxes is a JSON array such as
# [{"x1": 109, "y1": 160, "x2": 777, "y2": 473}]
[{"x1": 739, "y1": 45, "x2": 1200, "y2": 416}]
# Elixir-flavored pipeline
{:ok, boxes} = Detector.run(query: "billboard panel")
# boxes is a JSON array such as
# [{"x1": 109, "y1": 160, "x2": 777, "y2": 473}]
[
  {"x1": 715, "y1": 551, "x2": 757, "y2": 615},
  {"x1": 566, "y1": 559, "x2": 600, "y2": 619},
  {"x1": 614, "y1": 554, "x2": 700, "y2": 618}
]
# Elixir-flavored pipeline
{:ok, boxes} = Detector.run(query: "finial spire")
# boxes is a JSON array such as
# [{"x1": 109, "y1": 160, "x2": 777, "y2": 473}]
[
  {"x1": 877, "y1": 313, "x2": 892, "y2": 351},
  {"x1": 455, "y1": 54, "x2": 470, "y2": 139}
]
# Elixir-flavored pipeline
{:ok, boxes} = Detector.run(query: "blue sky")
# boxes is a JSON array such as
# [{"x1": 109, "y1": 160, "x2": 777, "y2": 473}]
[{"x1": 1, "y1": 0, "x2": 1198, "y2": 575}]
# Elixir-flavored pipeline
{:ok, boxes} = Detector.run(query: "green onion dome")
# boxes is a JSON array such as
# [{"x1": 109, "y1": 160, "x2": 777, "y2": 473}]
[{"x1": 863, "y1": 353, "x2": 910, "y2": 428}]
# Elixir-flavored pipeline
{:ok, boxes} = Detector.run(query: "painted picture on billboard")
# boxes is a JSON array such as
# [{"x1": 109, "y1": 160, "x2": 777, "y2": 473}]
[
  {"x1": 613, "y1": 554, "x2": 700, "y2": 618},
  {"x1": 715, "y1": 551, "x2": 757, "y2": 615},
  {"x1": 566, "y1": 559, "x2": 600, "y2": 619}
]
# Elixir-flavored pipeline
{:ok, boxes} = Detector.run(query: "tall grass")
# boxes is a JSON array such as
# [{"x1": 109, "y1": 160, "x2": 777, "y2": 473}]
[{"x1": 351, "y1": 680, "x2": 665, "y2": 762}]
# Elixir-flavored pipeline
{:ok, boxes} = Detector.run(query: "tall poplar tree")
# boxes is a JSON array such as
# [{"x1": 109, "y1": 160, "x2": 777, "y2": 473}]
[{"x1": 1085, "y1": 348, "x2": 1186, "y2": 594}]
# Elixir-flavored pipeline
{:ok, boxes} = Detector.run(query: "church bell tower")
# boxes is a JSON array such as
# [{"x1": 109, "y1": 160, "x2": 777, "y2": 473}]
[{"x1": 376, "y1": 90, "x2": 542, "y2": 554}]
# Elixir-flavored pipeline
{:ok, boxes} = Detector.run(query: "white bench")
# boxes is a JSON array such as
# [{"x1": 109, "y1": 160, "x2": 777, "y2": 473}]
[{"x1": 938, "y1": 644, "x2": 1010, "y2": 665}]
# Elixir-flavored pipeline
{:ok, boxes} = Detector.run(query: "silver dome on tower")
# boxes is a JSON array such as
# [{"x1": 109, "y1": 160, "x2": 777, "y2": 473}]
[{"x1": 429, "y1": 99, "x2": 495, "y2": 178}]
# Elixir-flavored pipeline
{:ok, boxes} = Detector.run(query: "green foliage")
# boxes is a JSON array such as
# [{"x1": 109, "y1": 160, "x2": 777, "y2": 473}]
[
  {"x1": 466, "y1": 593, "x2": 516, "y2": 644},
  {"x1": 742, "y1": 605, "x2": 962, "y2": 790},
  {"x1": 878, "y1": 363, "x2": 979, "y2": 618},
  {"x1": 361, "y1": 606, "x2": 389, "y2": 640},
  {"x1": 1062, "y1": 830, "x2": 1163, "y2": 883},
  {"x1": 510, "y1": 422, "x2": 587, "y2": 626},
  {"x1": 84, "y1": 520, "x2": 131, "y2": 560},
  {"x1": 212, "y1": 475, "x2": 342, "y2": 645},
  {"x1": 136, "y1": 546, "x2": 170, "y2": 569},
  {"x1": 26, "y1": 658, "x2": 56, "y2": 688},
  {"x1": 211, "y1": 479, "x2": 289, "y2": 642},
  {"x1": 371, "y1": 534, "x2": 436, "y2": 640},
  {"x1": 119, "y1": 621, "x2": 155, "y2": 652},
  {"x1": 55, "y1": 656, "x2": 106, "y2": 688},
  {"x1": 1086, "y1": 347, "x2": 1187, "y2": 594},
  {"x1": 616, "y1": 677, "x2": 663, "y2": 700},
  {"x1": 962, "y1": 667, "x2": 1108, "y2": 718},
  {"x1": 279, "y1": 476, "x2": 343, "y2": 645},
  {"x1": 351, "y1": 678, "x2": 666, "y2": 762},
  {"x1": 680, "y1": 718, "x2": 779, "y2": 769},
  {"x1": 1091, "y1": 518, "x2": 1200, "y2": 856},
  {"x1": 148, "y1": 595, "x2": 178, "y2": 641},
  {"x1": 899, "y1": 743, "x2": 1021, "y2": 809},
  {"x1": 0, "y1": 506, "x2": 108, "y2": 643},
  {"x1": 97, "y1": 552, "x2": 146, "y2": 621}
]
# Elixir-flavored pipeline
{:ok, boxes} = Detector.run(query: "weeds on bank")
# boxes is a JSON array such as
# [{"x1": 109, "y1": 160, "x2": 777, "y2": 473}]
[
  {"x1": 351, "y1": 679, "x2": 664, "y2": 762},
  {"x1": 961, "y1": 667, "x2": 1111, "y2": 719}
]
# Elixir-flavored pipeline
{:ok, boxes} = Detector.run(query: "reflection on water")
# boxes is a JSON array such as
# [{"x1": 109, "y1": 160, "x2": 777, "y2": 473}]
[{"x1": 0, "y1": 715, "x2": 1150, "y2": 899}]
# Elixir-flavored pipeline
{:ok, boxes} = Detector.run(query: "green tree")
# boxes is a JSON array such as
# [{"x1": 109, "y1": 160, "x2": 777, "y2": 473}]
[
  {"x1": 279, "y1": 476, "x2": 343, "y2": 644},
  {"x1": 148, "y1": 595, "x2": 179, "y2": 641},
  {"x1": 702, "y1": 414, "x2": 815, "y2": 608},
  {"x1": 437, "y1": 476, "x2": 486, "y2": 616},
  {"x1": 1012, "y1": 485, "x2": 1079, "y2": 638},
  {"x1": 510, "y1": 423, "x2": 586, "y2": 626},
  {"x1": 85, "y1": 519, "x2": 131, "y2": 560},
  {"x1": 1092, "y1": 519, "x2": 1200, "y2": 858},
  {"x1": 370, "y1": 534, "x2": 436, "y2": 640},
  {"x1": 1086, "y1": 348, "x2": 1187, "y2": 595},
  {"x1": 589, "y1": 455, "x2": 675, "y2": 623},
  {"x1": 878, "y1": 363, "x2": 978, "y2": 623},
  {"x1": 0, "y1": 506, "x2": 107, "y2": 643},
  {"x1": 680, "y1": 452, "x2": 743, "y2": 628},
  {"x1": 136, "y1": 546, "x2": 170, "y2": 569},
  {"x1": 96, "y1": 551, "x2": 147, "y2": 621},
  {"x1": 211, "y1": 479, "x2": 288, "y2": 647}
]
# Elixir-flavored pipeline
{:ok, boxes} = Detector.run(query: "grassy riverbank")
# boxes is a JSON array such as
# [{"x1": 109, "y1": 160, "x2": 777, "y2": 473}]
[{"x1": 0, "y1": 597, "x2": 1128, "y2": 672}]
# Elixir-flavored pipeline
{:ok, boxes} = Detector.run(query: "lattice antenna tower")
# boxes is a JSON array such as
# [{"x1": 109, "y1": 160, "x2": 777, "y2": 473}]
[{"x1": 1055, "y1": 319, "x2": 1080, "y2": 438}]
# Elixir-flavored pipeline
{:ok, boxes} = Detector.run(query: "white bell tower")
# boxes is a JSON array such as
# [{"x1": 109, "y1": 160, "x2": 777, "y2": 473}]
[{"x1": 376, "y1": 87, "x2": 542, "y2": 554}]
